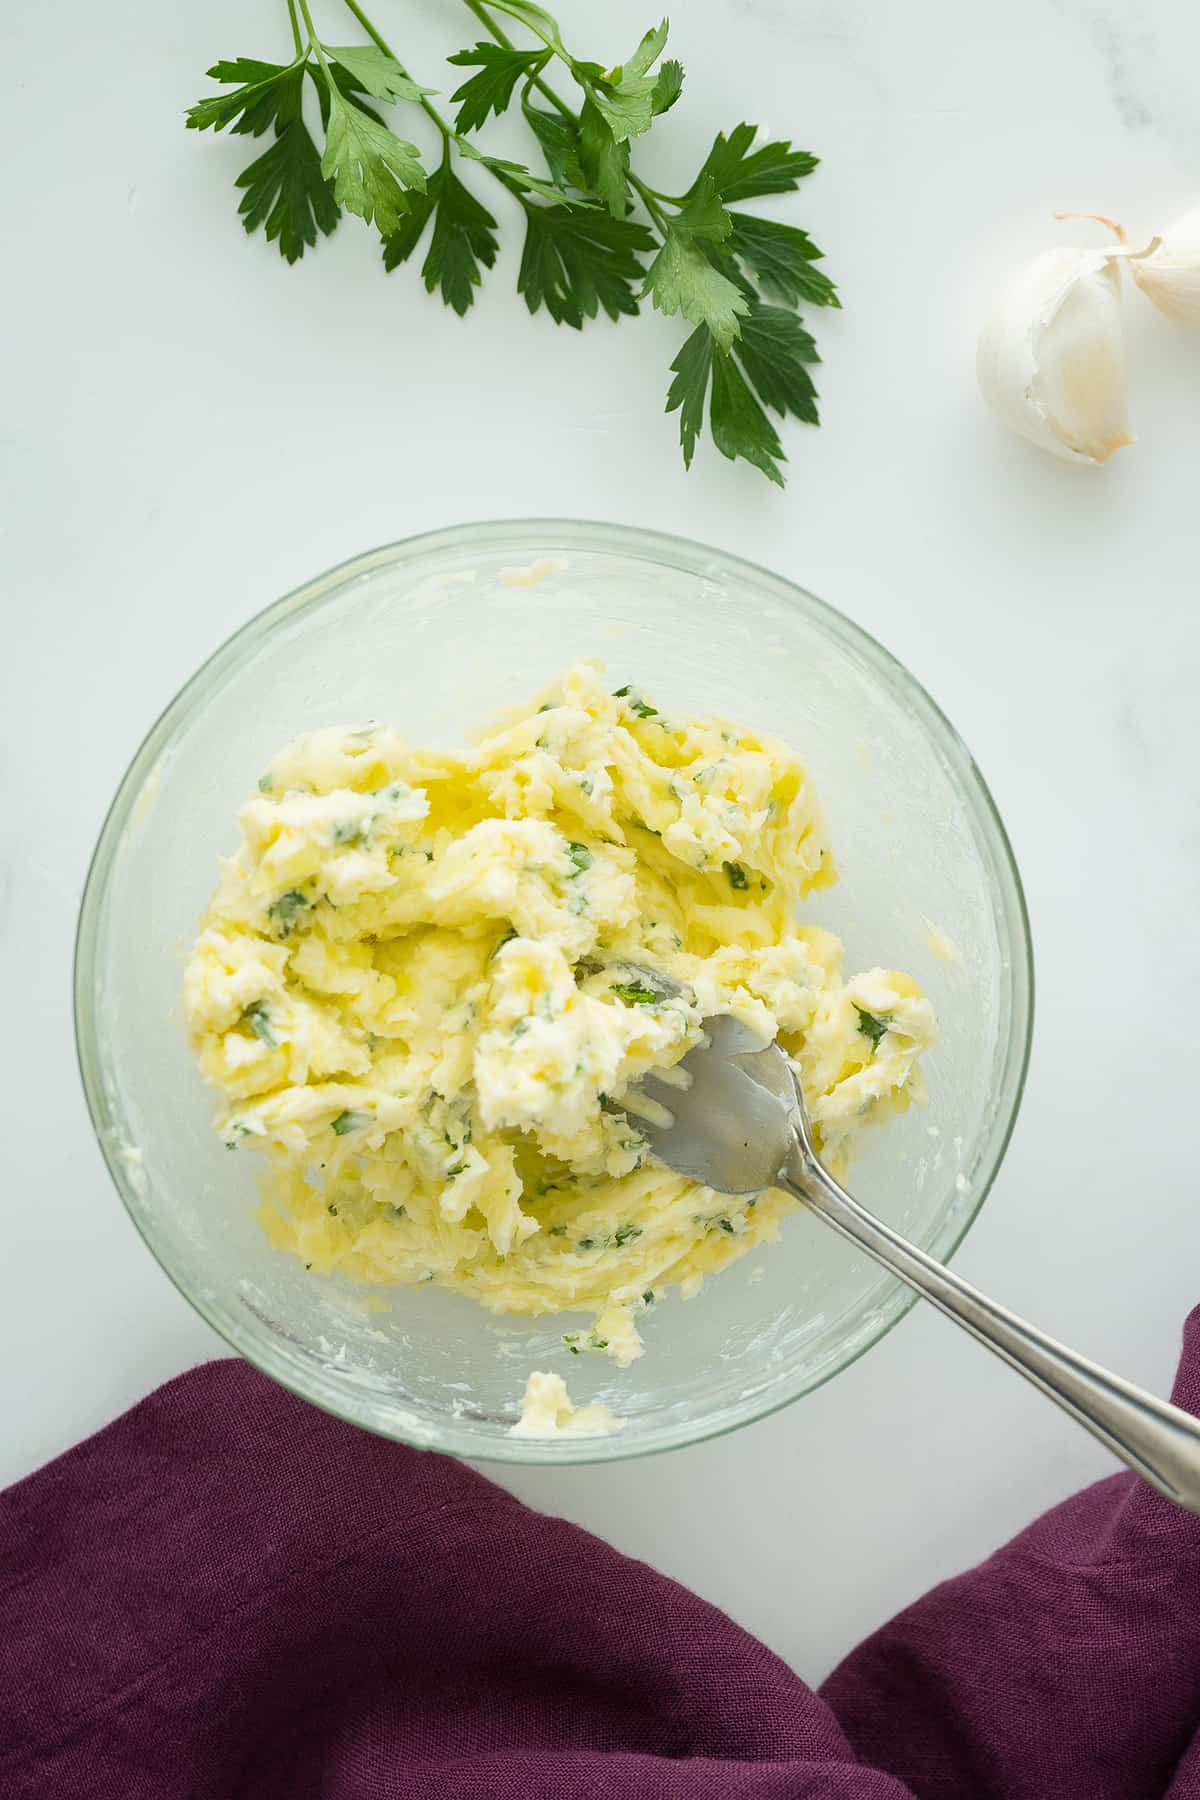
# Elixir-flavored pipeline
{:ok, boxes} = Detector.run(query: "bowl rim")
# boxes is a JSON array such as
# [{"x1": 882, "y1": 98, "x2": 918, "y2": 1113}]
[{"x1": 74, "y1": 517, "x2": 1035, "y2": 1464}]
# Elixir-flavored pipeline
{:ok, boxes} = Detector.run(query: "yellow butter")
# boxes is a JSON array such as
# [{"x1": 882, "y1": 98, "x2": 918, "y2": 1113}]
[
  {"x1": 184, "y1": 662, "x2": 937, "y2": 1363},
  {"x1": 509, "y1": 1370, "x2": 625, "y2": 1438}
]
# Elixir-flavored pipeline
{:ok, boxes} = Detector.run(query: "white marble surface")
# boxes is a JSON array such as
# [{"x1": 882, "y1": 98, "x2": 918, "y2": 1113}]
[{"x1": 5, "y1": 0, "x2": 1199, "y2": 1685}]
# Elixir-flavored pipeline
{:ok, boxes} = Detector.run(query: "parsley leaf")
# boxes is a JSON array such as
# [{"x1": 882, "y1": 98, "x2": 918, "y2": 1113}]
[
  {"x1": 186, "y1": 57, "x2": 305, "y2": 137},
  {"x1": 381, "y1": 152, "x2": 498, "y2": 315},
  {"x1": 854, "y1": 1006, "x2": 892, "y2": 1051},
  {"x1": 310, "y1": 58, "x2": 385, "y2": 128},
  {"x1": 321, "y1": 86, "x2": 426, "y2": 235},
  {"x1": 666, "y1": 310, "x2": 809, "y2": 483},
  {"x1": 325, "y1": 45, "x2": 436, "y2": 105},
  {"x1": 448, "y1": 42, "x2": 550, "y2": 132},
  {"x1": 522, "y1": 90, "x2": 578, "y2": 186},
  {"x1": 577, "y1": 99, "x2": 631, "y2": 217},
  {"x1": 197, "y1": 58, "x2": 339, "y2": 265},
  {"x1": 727, "y1": 212, "x2": 840, "y2": 310},
  {"x1": 518, "y1": 205, "x2": 653, "y2": 327},
  {"x1": 454, "y1": 138, "x2": 576, "y2": 204},
  {"x1": 734, "y1": 302, "x2": 820, "y2": 424},
  {"x1": 647, "y1": 232, "x2": 748, "y2": 351},
  {"x1": 723, "y1": 860, "x2": 750, "y2": 889},
  {"x1": 235, "y1": 119, "x2": 339, "y2": 263},
  {"x1": 651, "y1": 59, "x2": 684, "y2": 116},
  {"x1": 665, "y1": 325, "x2": 712, "y2": 469},
  {"x1": 710, "y1": 347, "x2": 785, "y2": 486},
  {"x1": 646, "y1": 177, "x2": 747, "y2": 346},
  {"x1": 689, "y1": 124, "x2": 819, "y2": 203},
  {"x1": 670, "y1": 175, "x2": 733, "y2": 247},
  {"x1": 584, "y1": 21, "x2": 669, "y2": 144},
  {"x1": 620, "y1": 19, "x2": 670, "y2": 81},
  {"x1": 665, "y1": 302, "x2": 824, "y2": 473}
]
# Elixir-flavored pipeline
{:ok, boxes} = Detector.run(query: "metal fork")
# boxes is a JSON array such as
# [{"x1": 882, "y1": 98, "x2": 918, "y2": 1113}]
[{"x1": 626, "y1": 998, "x2": 1200, "y2": 1513}]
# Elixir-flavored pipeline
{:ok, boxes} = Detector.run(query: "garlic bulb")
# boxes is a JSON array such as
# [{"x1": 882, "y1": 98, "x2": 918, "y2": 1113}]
[
  {"x1": 976, "y1": 245, "x2": 1137, "y2": 465},
  {"x1": 1065, "y1": 209, "x2": 1200, "y2": 326}
]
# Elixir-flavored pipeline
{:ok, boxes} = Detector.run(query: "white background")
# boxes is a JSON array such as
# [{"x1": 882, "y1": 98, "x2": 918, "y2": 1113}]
[{"x1": 4, "y1": 0, "x2": 1199, "y2": 1685}]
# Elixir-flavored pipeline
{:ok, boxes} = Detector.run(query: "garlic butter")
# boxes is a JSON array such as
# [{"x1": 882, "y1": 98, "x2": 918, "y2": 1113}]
[{"x1": 184, "y1": 662, "x2": 936, "y2": 1363}]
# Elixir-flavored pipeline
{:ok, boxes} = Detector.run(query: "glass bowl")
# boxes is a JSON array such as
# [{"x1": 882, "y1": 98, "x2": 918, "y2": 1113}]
[{"x1": 75, "y1": 521, "x2": 1033, "y2": 1463}]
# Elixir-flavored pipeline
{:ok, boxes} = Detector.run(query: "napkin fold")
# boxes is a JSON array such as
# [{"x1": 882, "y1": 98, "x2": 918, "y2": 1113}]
[{"x1": 3, "y1": 1309, "x2": 1198, "y2": 1799}]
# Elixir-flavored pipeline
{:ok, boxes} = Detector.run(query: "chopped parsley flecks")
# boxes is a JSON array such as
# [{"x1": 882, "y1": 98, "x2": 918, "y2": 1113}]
[
  {"x1": 563, "y1": 1330, "x2": 609, "y2": 1353},
  {"x1": 331, "y1": 1109, "x2": 372, "y2": 1136},
  {"x1": 224, "y1": 1119, "x2": 262, "y2": 1149},
  {"x1": 243, "y1": 1001, "x2": 277, "y2": 1049},
  {"x1": 612, "y1": 684, "x2": 658, "y2": 719},
  {"x1": 611, "y1": 982, "x2": 659, "y2": 1007},
  {"x1": 854, "y1": 1005, "x2": 891, "y2": 1052},
  {"x1": 266, "y1": 889, "x2": 309, "y2": 936}
]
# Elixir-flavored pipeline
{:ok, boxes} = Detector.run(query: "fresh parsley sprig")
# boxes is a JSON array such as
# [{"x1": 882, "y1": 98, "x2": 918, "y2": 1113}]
[
  {"x1": 186, "y1": 0, "x2": 581, "y2": 306},
  {"x1": 186, "y1": 0, "x2": 838, "y2": 484}
]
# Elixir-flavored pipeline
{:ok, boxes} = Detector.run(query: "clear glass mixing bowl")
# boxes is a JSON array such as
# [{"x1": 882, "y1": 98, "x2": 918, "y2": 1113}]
[{"x1": 75, "y1": 521, "x2": 1033, "y2": 1463}]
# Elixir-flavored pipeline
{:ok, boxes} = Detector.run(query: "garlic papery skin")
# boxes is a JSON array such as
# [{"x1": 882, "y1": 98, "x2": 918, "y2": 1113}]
[
  {"x1": 977, "y1": 246, "x2": 1134, "y2": 465},
  {"x1": 1070, "y1": 208, "x2": 1200, "y2": 326}
]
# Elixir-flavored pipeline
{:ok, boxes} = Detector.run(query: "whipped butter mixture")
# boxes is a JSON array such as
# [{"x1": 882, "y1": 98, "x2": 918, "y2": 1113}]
[
  {"x1": 510, "y1": 1370, "x2": 625, "y2": 1439},
  {"x1": 184, "y1": 662, "x2": 936, "y2": 1405}
]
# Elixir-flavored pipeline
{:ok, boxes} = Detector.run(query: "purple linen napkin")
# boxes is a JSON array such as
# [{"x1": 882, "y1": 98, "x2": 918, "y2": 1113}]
[{"x1": 2, "y1": 1308, "x2": 1198, "y2": 1799}]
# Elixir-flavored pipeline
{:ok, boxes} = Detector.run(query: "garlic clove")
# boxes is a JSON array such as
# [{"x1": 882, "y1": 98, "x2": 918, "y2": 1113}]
[
  {"x1": 977, "y1": 247, "x2": 1134, "y2": 465},
  {"x1": 1073, "y1": 207, "x2": 1200, "y2": 326}
]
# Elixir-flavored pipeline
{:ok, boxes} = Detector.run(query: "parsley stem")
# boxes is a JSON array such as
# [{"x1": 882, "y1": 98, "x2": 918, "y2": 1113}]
[
  {"x1": 338, "y1": 0, "x2": 399, "y2": 62},
  {"x1": 285, "y1": 0, "x2": 304, "y2": 58},
  {"x1": 474, "y1": 0, "x2": 561, "y2": 59},
  {"x1": 296, "y1": 0, "x2": 334, "y2": 75},
  {"x1": 628, "y1": 173, "x2": 671, "y2": 236}
]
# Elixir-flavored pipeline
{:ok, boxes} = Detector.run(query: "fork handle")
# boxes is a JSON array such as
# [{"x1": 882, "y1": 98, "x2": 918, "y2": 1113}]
[{"x1": 782, "y1": 1141, "x2": 1200, "y2": 1513}]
